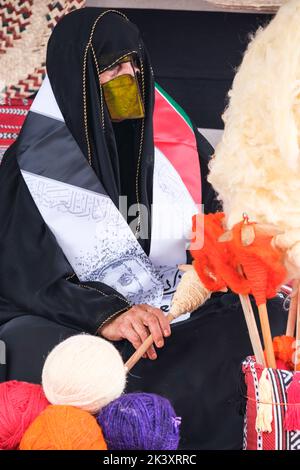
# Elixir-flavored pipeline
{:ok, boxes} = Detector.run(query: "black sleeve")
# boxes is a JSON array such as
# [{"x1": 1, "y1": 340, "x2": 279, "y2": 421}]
[{"x1": 0, "y1": 151, "x2": 130, "y2": 333}]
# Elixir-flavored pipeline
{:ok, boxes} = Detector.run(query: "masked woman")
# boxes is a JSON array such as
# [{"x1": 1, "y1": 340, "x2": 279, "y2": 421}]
[{"x1": 0, "y1": 8, "x2": 286, "y2": 449}]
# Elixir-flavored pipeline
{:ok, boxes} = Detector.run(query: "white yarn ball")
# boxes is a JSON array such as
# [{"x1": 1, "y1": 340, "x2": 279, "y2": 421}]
[{"x1": 42, "y1": 334, "x2": 126, "y2": 414}]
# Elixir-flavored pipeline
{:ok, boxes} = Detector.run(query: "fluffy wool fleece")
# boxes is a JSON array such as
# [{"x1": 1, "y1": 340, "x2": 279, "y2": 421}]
[{"x1": 208, "y1": 0, "x2": 300, "y2": 278}]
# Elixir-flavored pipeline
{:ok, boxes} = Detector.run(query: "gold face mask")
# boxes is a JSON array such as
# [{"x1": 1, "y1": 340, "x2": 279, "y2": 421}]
[{"x1": 102, "y1": 74, "x2": 145, "y2": 121}]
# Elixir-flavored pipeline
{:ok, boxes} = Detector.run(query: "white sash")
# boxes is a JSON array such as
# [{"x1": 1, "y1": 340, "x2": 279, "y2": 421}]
[{"x1": 22, "y1": 77, "x2": 199, "y2": 322}]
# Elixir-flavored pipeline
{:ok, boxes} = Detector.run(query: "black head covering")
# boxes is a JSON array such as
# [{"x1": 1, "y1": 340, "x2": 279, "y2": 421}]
[{"x1": 47, "y1": 8, "x2": 155, "y2": 253}]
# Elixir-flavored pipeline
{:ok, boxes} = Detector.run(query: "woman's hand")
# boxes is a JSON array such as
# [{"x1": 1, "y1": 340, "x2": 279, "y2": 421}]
[{"x1": 99, "y1": 304, "x2": 171, "y2": 360}]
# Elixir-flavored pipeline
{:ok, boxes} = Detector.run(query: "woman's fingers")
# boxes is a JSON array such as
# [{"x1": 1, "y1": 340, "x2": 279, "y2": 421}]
[
  {"x1": 119, "y1": 322, "x2": 142, "y2": 351},
  {"x1": 100, "y1": 304, "x2": 172, "y2": 361},
  {"x1": 142, "y1": 313, "x2": 165, "y2": 349},
  {"x1": 131, "y1": 318, "x2": 157, "y2": 360},
  {"x1": 140, "y1": 304, "x2": 171, "y2": 338},
  {"x1": 133, "y1": 304, "x2": 172, "y2": 355},
  {"x1": 149, "y1": 306, "x2": 171, "y2": 337}
]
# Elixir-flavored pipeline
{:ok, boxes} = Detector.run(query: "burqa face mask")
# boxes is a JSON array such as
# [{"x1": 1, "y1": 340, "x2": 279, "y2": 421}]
[{"x1": 102, "y1": 74, "x2": 145, "y2": 121}]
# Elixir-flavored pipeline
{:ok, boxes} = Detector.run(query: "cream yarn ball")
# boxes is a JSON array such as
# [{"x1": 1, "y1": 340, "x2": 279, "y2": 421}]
[{"x1": 42, "y1": 335, "x2": 126, "y2": 414}]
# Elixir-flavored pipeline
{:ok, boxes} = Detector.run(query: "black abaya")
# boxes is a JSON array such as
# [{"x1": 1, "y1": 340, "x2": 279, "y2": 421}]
[{"x1": 0, "y1": 9, "x2": 287, "y2": 450}]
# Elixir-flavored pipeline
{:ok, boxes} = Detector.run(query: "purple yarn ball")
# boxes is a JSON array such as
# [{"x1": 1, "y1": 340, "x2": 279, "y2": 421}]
[{"x1": 97, "y1": 392, "x2": 181, "y2": 450}]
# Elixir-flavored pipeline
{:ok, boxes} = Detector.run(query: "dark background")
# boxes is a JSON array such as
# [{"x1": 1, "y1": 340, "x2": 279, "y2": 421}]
[{"x1": 116, "y1": 9, "x2": 273, "y2": 129}]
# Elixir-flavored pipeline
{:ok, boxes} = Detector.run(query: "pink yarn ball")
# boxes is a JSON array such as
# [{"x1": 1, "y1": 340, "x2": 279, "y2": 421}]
[{"x1": 0, "y1": 381, "x2": 49, "y2": 450}]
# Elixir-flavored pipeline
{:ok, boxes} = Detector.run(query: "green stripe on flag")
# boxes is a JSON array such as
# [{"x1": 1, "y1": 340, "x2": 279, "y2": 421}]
[{"x1": 155, "y1": 82, "x2": 194, "y2": 131}]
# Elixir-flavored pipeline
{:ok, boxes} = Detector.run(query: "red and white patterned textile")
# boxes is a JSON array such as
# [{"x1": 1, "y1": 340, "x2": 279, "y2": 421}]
[
  {"x1": 0, "y1": 98, "x2": 31, "y2": 162},
  {"x1": 243, "y1": 356, "x2": 300, "y2": 450}
]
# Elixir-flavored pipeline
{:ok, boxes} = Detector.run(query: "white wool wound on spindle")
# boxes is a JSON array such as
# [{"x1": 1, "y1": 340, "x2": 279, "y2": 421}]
[
  {"x1": 170, "y1": 268, "x2": 211, "y2": 318},
  {"x1": 42, "y1": 334, "x2": 126, "y2": 414},
  {"x1": 208, "y1": 0, "x2": 300, "y2": 276}
]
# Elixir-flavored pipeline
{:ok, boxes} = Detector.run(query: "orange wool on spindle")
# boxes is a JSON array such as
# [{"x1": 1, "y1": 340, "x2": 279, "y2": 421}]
[
  {"x1": 190, "y1": 214, "x2": 286, "y2": 303},
  {"x1": 190, "y1": 212, "x2": 249, "y2": 294},
  {"x1": 229, "y1": 221, "x2": 287, "y2": 305},
  {"x1": 190, "y1": 212, "x2": 226, "y2": 291}
]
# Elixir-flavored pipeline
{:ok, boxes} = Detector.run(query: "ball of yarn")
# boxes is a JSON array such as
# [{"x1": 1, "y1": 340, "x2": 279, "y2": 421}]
[
  {"x1": 97, "y1": 392, "x2": 181, "y2": 450},
  {"x1": 0, "y1": 381, "x2": 49, "y2": 450},
  {"x1": 42, "y1": 334, "x2": 126, "y2": 414},
  {"x1": 20, "y1": 405, "x2": 107, "y2": 450}
]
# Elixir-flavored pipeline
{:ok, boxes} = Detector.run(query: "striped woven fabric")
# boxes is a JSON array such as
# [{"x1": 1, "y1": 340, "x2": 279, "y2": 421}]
[
  {"x1": 242, "y1": 356, "x2": 300, "y2": 450},
  {"x1": 0, "y1": 98, "x2": 31, "y2": 162}
]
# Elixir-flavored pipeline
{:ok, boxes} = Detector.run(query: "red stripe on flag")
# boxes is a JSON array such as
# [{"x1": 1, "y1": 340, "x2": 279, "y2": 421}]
[{"x1": 153, "y1": 87, "x2": 201, "y2": 205}]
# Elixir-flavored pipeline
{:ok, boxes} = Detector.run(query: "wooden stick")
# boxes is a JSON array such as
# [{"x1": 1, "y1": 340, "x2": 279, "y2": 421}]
[
  {"x1": 258, "y1": 303, "x2": 276, "y2": 369},
  {"x1": 286, "y1": 280, "x2": 299, "y2": 337},
  {"x1": 236, "y1": 264, "x2": 265, "y2": 365},
  {"x1": 125, "y1": 264, "x2": 215, "y2": 372},
  {"x1": 125, "y1": 312, "x2": 174, "y2": 372},
  {"x1": 239, "y1": 294, "x2": 266, "y2": 366},
  {"x1": 294, "y1": 285, "x2": 300, "y2": 371},
  {"x1": 126, "y1": 292, "x2": 266, "y2": 371}
]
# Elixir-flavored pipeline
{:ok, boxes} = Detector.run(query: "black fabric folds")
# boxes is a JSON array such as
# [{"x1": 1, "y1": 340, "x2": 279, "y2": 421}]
[
  {"x1": 47, "y1": 8, "x2": 155, "y2": 252},
  {"x1": 0, "y1": 9, "x2": 217, "y2": 336},
  {"x1": 0, "y1": 9, "x2": 159, "y2": 334},
  {"x1": 0, "y1": 8, "x2": 287, "y2": 450},
  {"x1": 0, "y1": 147, "x2": 130, "y2": 333}
]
